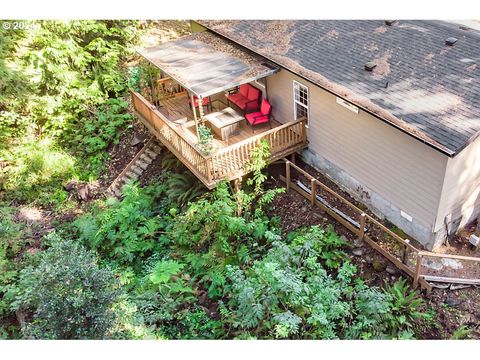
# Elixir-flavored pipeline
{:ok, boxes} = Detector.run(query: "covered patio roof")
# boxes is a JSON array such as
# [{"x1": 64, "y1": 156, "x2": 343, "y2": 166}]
[{"x1": 137, "y1": 31, "x2": 279, "y2": 98}]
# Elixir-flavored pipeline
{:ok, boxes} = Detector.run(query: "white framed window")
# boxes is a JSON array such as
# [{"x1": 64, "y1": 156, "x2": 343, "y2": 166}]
[{"x1": 293, "y1": 80, "x2": 309, "y2": 127}]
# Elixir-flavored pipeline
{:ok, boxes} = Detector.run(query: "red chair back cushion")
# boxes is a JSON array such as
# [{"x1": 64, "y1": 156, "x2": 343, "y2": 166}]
[
  {"x1": 261, "y1": 99, "x2": 271, "y2": 115},
  {"x1": 247, "y1": 86, "x2": 260, "y2": 101},
  {"x1": 239, "y1": 84, "x2": 250, "y2": 98}
]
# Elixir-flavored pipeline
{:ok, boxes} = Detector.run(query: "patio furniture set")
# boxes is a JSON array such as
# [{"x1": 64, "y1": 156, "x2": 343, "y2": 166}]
[{"x1": 189, "y1": 83, "x2": 273, "y2": 142}]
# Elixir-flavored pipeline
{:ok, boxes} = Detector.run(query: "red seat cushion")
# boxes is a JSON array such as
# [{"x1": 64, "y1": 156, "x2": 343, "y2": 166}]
[
  {"x1": 244, "y1": 101, "x2": 259, "y2": 112},
  {"x1": 260, "y1": 99, "x2": 271, "y2": 115},
  {"x1": 247, "y1": 86, "x2": 260, "y2": 101},
  {"x1": 239, "y1": 84, "x2": 250, "y2": 98},
  {"x1": 245, "y1": 111, "x2": 269, "y2": 125},
  {"x1": 227, "y1": 93, "x2": 246, "y2": 105},
  {"x1": 236, "y1": 99, "x2": 249, "y2": 110}
]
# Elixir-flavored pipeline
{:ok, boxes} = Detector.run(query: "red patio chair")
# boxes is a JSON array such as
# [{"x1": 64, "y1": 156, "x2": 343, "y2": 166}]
[
  {"x1": 188, "y1": 95, "x2": 211, "y2": 112},
  {"x1": 245, "y1": 99, "x2": 272, "y2": 129}
]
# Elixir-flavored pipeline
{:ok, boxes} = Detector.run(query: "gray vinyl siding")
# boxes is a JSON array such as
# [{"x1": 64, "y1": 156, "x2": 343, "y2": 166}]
[
  {"x1": 435, "y1": 137, "x2": 480, "y2": 234},
  {"x1": 266, "y1": 69, "x2": 448, "y2": 229}
]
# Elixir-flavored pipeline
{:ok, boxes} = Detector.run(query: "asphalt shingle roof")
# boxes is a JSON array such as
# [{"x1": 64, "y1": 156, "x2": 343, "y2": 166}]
[{"x1": 199, "y1": 20, "x2": 480, "y2": 156}]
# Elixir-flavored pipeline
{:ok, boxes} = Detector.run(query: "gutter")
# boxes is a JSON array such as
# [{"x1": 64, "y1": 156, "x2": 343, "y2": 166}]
[{"x1": 194, "y1": 21, "x2": 457, "y2": 158}]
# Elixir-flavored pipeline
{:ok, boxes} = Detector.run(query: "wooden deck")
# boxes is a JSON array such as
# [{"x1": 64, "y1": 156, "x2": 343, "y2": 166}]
[
  {"x1": 131, "y1": 90, "x2": 308, "y2": 189},
  {"x1": 159, "y1": 94, "x2": 281, "y2": 149}
]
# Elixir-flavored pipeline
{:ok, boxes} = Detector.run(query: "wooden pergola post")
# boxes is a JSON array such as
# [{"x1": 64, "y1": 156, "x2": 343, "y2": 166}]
[
  {"x1": 198, "y1": 96, "x2": 205, "y2": 121},
  {"x1": 190, "y1": 92, "x2": 199, "y2": 139}
]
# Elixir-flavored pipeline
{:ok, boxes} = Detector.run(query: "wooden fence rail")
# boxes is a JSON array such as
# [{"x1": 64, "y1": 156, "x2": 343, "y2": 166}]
[{"x1": 280, "y1": 158, "x2": 480, "y2": 291}]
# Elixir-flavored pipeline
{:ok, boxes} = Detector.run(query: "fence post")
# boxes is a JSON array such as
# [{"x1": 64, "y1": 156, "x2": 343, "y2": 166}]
[
  {"x1": 310, "y1": 178, "x2": 316, "y2": 205},
  {"x1": 413, "y1": 253, "x2": 423, "y2": 288},
  {"x1": 358, "y1": 213, "x2": 367, "y2": 241},
  {"x1": 402, "y1": 239, "x2": 410, "y2": 264},
  {"x1": 286, "y1": 161, "x2": 291, "y2": 191}
]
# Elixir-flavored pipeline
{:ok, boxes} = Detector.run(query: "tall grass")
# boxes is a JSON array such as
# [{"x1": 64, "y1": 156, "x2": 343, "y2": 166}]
[{"x1": 1, "y1": 136, "x2": 78, "y2": 206}]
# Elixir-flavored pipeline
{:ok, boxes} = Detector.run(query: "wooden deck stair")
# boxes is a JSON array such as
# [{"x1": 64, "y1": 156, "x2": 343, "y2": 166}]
[{"x1": 106, "y1": 138, "x2": 163, "y2": 198}]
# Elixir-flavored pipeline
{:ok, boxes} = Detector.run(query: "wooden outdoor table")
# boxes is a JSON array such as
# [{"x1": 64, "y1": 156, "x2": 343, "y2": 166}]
[{"x1": 204, "y1": 107, "x2": 244, "y2": 142}]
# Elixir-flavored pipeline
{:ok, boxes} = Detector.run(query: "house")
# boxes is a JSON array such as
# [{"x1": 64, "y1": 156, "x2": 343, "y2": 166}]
[{"x1": 132, "y1": 20, "x2": 480, "y2": 251}]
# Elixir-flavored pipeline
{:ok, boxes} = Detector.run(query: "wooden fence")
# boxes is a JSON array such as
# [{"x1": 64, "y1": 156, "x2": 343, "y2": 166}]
[{"x1": 280, "y1": 159, "x2": 480, "y2": 291}]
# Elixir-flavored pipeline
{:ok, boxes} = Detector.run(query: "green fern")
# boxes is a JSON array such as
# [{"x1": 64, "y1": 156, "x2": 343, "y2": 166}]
[
  {"x1": 383, "y1": 277, "x2": 425, "y2": 336},
  {"x1": 161, "y1": 152, "x2": 182, "y2": 172},
  {"x1": 450, "y1": 325, "x2": 471, "y2": 340},
  {"x1": 164, "y1": 172, "x2": 207, "y2": 208}
]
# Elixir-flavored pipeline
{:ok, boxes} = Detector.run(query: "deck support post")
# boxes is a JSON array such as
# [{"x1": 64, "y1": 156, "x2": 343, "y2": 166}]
[
  {"x1": 198, "y1": 98, "x2": 205, "y2": 120},
  {"x1": 232, "y1": 177, "x2": 243, "y2": 217}
]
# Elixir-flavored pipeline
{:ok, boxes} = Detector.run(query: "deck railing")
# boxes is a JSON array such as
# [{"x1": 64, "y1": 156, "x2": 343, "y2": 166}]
[
  {"x1": 155, "y1": 77, "x2": 187, "y2": 100},
  {"x1": 131, "y1": 91, "x2": 211, "y2": 183},
  {"x1": 131, "y1": 91, "x2": 308, "y2": 188}
]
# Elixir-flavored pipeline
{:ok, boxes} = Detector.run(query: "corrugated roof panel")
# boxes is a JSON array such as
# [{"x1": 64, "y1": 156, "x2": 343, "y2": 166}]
[{"x1": 138, "y1": 33, "x2": 278, "y2": 97}]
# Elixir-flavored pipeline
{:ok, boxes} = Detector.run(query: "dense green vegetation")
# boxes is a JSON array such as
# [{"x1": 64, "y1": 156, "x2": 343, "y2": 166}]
[{"x1": 0, "y1": 20, "x2": 433, "y2": 340}]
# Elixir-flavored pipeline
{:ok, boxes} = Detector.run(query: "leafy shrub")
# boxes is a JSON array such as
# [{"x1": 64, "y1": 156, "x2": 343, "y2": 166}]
[
  {"x1": 0, "y1": 206, "x2": 30, "y2": 338},
  {"x1": 237, "y1": 140, "x2": 285, "y2": 218},
  {"x1": 163, "y1": 172, "x2": 207, "y2": 209},
  {"x1": 450, "y1": 325, "x2": 471, "y2": 340},
  {"x1": 287, "y1": 225, "x2": 348, "y2": 269},
  {"x1": 221, "y1": 225, "x2": 428, "y2": 340},
  {"x1": 132, "y1": 256, "x2": 223, "y2": 339},
  {"x1": 221, "y1": 237, "x2": 355, "y2": 339},
  {"x1": 134, "y1": 258, "x2": 207, "y2": 338},
  {"x1": 75, "y1": 181, "x2": 169, "y2": 267},
  {"x1": 168, "y1": 181, "x2": 280, "y2": 297},
  {"x1": 126, "y1": 66, "x2": 144, "y2": 92},
  {"x1": 197, "y1": 124, "x2": 214, "y2": 155},
  {"x1": 0, "y1": 23, "x2": 30, "y2": 116},
  {"x1": 67, "y1": 98, "x2": 133, "y2": 177},
  {"x1": 13, "y1": 234, "x2": 122, "y2": 339}
]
